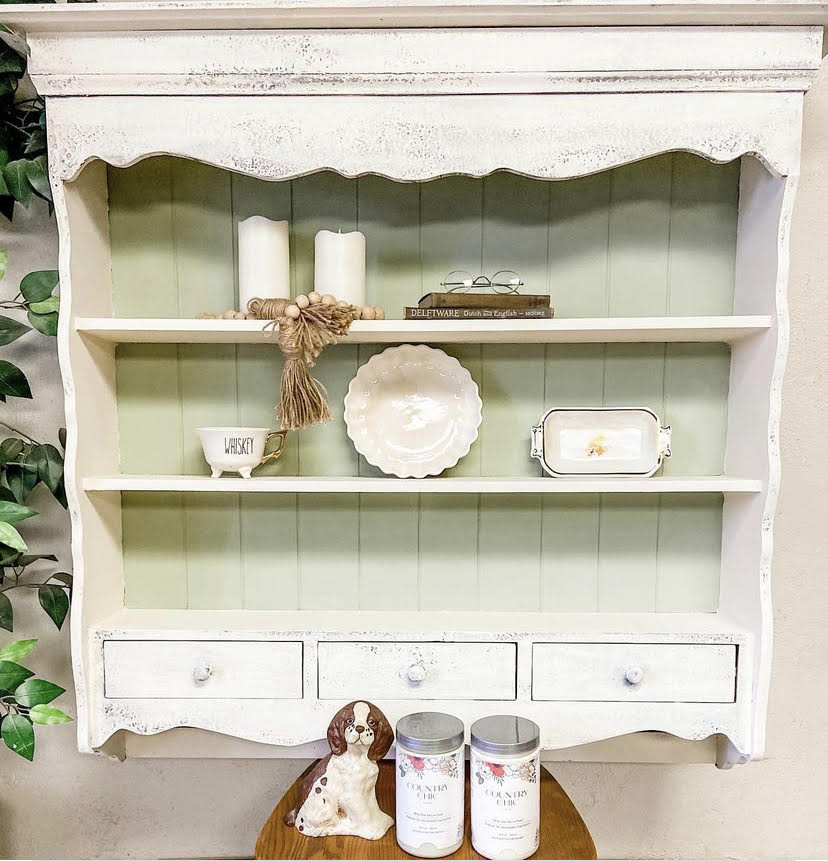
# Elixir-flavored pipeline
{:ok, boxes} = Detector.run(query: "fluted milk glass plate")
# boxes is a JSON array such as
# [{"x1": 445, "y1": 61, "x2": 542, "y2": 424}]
[{"x1": 344, "y1": 344, "x2": 482, "y2": 478}]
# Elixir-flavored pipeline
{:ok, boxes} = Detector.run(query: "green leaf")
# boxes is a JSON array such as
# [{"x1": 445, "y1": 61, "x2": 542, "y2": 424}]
[
  {"x1": 0, "y1": 314, "x2": 31, "y2": 346},
  {"x1": 27, "y1": 310, "x2": 58, "y2": 337},
  {"x1": 5, "y1": 462, "x2": 37, "y2": 504},
  {"x1": 0, "y1": 660, "x2": 33, "y2": 693},
  {"x1": 58, "y1": 428, "x2": 66, "y2": 451},
  {"x1": 0, "y1": 522, "x2": 26, "y2": 552},
  {"x1": 38, "y1": 584, "x2": 68, "y2": 630},
  {"x1": 0, "y1": 438, "x2": 24, "y2": 464},
  {"x1": 29, "y1": 704, "x2": 72, "y2": 726},
  {"x1": 18, "y1": 553, "x2": 58, "y2": 567},
  {"x1": 19, "y1": 270, "x2": 58, "y2": 304},
  {"x1": 24, "y1": 156, "x2": 51, "y2": 203},
  {"x1": 0, "y1": 500, "x2": 37, "y2": 524},
  {"x1": 1, "y1": 714, "x2": 35, "y2": 761},
  {"x1": 0, "y1": 485, "x2": 14, "y2": 505},
  {"x1": 51, "y1": 571, "x2": 72, "y2": 589},
  {"x1": 29, "y1": 444, "x2": 63, "y2": 494},
  {"x1": 0, "y1": 592, "x2": 11, "y2": 632},
  {"x1": 0, "y1": 249, "x2": 6, "y2": 280},
  {"x1": 3, "y1": 161, "x2": 31, "y2": 207},
  {"x1": 0, "y1": 639, "x2": 36, "y2": 663},
  {"x1": 23, "y1": 129, "x2": 46, "y2": 156},
  {"x1": 14, "y1": 678, "x2": 65, "y2": 707},
  {"x1": 0, "y1": 360, "x2": 31, "y2": 399},
  {"x1": 0, "y1": 46, "x2": 24, "y2": 75},
  {"x1": 29, "y1": 296, "x2": 59, "y2": 315},
  {"x1": 0, "y1": 195, "x2": 16, "y2": 223}
]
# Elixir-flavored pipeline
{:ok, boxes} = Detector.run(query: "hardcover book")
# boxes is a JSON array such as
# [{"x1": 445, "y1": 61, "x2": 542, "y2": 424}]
[
  {"x1": 417, "y1": 292, "x2": 551, "y2": 310},
  {"x1": 404, "y1": 307, "x2": 554, "y2": 320}
]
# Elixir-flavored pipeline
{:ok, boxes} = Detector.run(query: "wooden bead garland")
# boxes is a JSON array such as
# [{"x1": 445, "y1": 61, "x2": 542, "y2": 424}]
[{"x1": 198, "y1": 294, "x2": 385, "y2": 430}]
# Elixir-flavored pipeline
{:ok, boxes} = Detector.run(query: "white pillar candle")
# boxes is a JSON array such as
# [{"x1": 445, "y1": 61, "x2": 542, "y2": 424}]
[
  {"x1": 314, "y1": 229, "x2": 366, "y2": 306},
  {"x1": 238, "y1": 216, "x2": 290, "y2": 312}
]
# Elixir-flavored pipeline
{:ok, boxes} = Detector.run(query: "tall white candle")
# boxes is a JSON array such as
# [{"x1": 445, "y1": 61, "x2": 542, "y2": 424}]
[
  {"x1": 314, "y1": 229, "x2": 366, "y2": 306},
  {"x1": 238, "y1": 216, "x2": 290, "y2": 312}
]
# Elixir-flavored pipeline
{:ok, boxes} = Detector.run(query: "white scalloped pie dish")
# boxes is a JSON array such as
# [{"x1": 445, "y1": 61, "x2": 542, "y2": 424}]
[{"x1": 344, "y1": 344, "x2": 483, "y2": 478}]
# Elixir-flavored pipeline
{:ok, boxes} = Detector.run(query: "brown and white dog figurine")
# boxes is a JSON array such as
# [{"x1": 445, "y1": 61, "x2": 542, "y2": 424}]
[{"x1": 284, "y1": 700, "x2": 394, "y2": 840}]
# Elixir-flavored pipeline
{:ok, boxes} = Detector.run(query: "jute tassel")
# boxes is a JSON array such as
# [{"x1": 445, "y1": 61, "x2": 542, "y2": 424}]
[{"x1": 247, "y1": 296, "x2": 361, "y2": 430}]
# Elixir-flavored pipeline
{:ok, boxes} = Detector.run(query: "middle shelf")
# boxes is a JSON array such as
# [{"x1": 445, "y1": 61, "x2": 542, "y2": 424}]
[
  {"x1": 75, "y1": 315, "x2": 773, "y2": 345},
  {"x1": 84, "y1": 475, "x2": 762, "y2": 494}
]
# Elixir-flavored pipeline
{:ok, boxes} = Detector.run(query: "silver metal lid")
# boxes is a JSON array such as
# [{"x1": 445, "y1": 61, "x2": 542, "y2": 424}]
[
  {"x1": 396, "y1": 712, "x2": 465, "y2": 755},
  {"x1": 470, "y1": 715, "x2": 540, "y2": 756}
]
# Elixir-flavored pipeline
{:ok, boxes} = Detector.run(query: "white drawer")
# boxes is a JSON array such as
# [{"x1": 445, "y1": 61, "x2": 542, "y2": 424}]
[
  {"x1": 318, "y1": 641, "x2": 516, "y2": 700},
  {"x1": 532, "y1": 643, "x2": 736, "y2": 703},
  {"x1": 103, "y1": 640, "x2": 303, "y2": 699}
]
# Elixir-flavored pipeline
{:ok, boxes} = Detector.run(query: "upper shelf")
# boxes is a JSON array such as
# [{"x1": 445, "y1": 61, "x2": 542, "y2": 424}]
[
  {"x1": 3, "y1": 0, "x2": 828, "y2": 31},
  {"x1": 75, "y1": 316, "x2": 772, "y2": 346},
  {"x1": 84, "y1": 476, "x2": 762, "y2": 494}
]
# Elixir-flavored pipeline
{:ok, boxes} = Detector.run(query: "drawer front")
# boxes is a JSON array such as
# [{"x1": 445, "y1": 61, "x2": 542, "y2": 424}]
[
  {"x1": 532, "y1": 643, "x2": 736, "y2": 703},
  {"x1": 104, "y1": 640, "x2": 303, "y2": 699},
  {"x1": 318, "y1": 641, "x2": 516, "y2": 700}
]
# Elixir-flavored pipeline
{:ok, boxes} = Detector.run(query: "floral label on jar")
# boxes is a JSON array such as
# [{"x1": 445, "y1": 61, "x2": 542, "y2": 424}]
[
  {"x1": 396, "y1": 750, "x2": 465, "y2": 851},
  {"x1": 471, "y1": 749, "x2": 540, "y2": 859}
]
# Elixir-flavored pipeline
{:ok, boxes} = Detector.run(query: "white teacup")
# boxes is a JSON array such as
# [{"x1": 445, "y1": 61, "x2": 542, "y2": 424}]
[{"x1": 197, "y1": 427, "x2": 287, "y2": 479}]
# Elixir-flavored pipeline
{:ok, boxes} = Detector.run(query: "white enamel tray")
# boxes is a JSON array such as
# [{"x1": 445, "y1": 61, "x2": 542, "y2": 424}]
[
  {"x1": 531, "y1": 407, "x2": 672, "y2": 477},
  {"x1": 344, "y1": 344, "x2": 482, "y2": 478}
]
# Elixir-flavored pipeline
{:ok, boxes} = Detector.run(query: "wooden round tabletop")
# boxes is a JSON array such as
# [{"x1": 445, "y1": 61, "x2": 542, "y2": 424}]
[{"x1": 256, "y1": 759, "x2": 596, "y2": 860}]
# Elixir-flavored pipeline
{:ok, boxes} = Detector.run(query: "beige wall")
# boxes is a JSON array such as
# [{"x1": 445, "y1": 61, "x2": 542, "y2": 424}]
[{"x1": 1, "y1": 61, "x2": 827, "y2": 861}]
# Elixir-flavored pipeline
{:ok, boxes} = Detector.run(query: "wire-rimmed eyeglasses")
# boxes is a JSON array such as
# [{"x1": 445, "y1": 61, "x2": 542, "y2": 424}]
[{"x1": 440, "y1": 270, "x2": 525, "y2": 294}]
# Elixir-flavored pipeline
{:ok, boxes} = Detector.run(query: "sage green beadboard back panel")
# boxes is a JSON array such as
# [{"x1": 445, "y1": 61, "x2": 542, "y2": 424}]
[{"x1": 110, "y1": 156, "x2": 738, "y2": 614}]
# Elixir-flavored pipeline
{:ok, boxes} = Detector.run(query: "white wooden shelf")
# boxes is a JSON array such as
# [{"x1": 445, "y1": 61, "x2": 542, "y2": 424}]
[
  {"x1": 74, "y1": 316, "x2": 772, "y2": 345},
  {"x1": 84, "y1": 475, "x2": 762, "y2": 494},
  {"x1": 97, "y1": 607, "x2": 751, "y2": 638}
]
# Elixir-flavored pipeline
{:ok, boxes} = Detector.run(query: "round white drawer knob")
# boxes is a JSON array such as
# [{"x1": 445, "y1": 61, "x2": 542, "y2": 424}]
[
  {"x1": 624, "y1": 665, "x2": 644, "y2": 686},
  {"x1": 407, "y1": 663, "x2": 427, "y2": 684},
  {"x1": 193, "y1": 663, "x2": 213, "y2": 684}
]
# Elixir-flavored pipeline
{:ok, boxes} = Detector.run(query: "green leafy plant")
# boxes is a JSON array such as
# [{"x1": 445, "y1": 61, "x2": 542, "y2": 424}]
[
  {"x1": 0, "y1": 637, "x2": 71, "y2": 760},
  {"x1": 0, "y1": 251, "x2": 68, "y2": 633}
]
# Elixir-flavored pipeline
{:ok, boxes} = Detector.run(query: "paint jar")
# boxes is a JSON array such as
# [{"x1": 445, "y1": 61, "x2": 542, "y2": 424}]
[
  {"x1": 470, "y1": 715, "x2": 541, "y2": 861},
  {"x1": 395, "y1": 712, "x2": 466, "y2": 858}
]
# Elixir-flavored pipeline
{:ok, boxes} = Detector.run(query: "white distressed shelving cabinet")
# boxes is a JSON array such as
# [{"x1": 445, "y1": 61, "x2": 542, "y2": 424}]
[{"x1": 5, "y1": 0, "x2": 826, "y2": 766}]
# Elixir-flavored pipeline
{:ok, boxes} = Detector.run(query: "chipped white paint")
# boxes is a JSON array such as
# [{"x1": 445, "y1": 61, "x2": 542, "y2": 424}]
[
  {"x1": 531, "y1": 643, "x2": 737, "y2": 702},
  {"x1": 22, "y1": 27, "x2": 822, "y2": 96},
  {"x1": 103, "y1": 640, "x2": 304, "y2": 699},
  {"x1": 7, "y1": 5, "x2": 814, "y2": 763},
  {"x1": 317, "y1": 642, "x2": 517, "y2": 700}
]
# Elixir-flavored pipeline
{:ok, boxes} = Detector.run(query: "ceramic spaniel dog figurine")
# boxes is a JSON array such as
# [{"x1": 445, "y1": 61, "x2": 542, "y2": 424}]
[{"x1": 284, "y1": 700, "x2": 394, "y2": 840}]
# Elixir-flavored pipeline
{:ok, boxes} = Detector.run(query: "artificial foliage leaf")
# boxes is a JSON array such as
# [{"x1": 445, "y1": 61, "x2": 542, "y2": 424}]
[
  {"x1": 23, "y1": 129, "x2": 46, "y2": 156},
  {"x1": 0, "y1": 639, "x2": 37, "y2": 663},
  {"x1": 18, "y1": 554, "x2": 58, "y2": 568},
  {"x1": 38, "y1": 584, "x2": 69, "y2": 630},
  {"x1": 0, "y1": 660, "x2": 32, "y2": 693},
  {"x1": 0, "y1": 46, "x2": 24, "y2": 75},
  {"x1": 58, "y1": 428, "x2": 66, "y2": 451},
  {"x1": 3, "y1": 161, "x2": 31, "y2": 207},
  {"x1": 0, "y1": 249, "x2": 6, "y2": 280},
  {"x1": 0, "y1": 486, "x2": 14, "y2": 504},
  {"x1": 29, "y1": 444, "x2": 63, "y2": 494},
  {"x1": 0, "y1": 500, "x2": 37, "y2": 524},
  {"x1": 29, "y1": 704, "x2": 72, "y2": 726},
  {"x1": 19, "y1": 269, "x2": 58, "y2": 303},
  {"x1": 51, "y1": 572, "x2": 72, "y2": 589},
  {"x1": 0, "y1": 592, "x2": 12, "y2": 632},
  {"x1": 14, "y1": 678, "x2": 65, "y2": 707},
  {"x1": 24, "y1": 156, "x2": 50, "y2": 203},
  {"x1": 0, "y1": 314, "x2": 31, "y2": 346},
  {"x1": 1, "y1": 713, "x2": 35, "y2": 761},
  {"x1": 28, "y1": 296, "x2": 59, "y2": 315},
  {"x1": 5, "y1": 462, "x2": 37, "y2": 504},
  {"x1": 0, "y1": 360, "x2": 31, "y2": 399},
  {"x1": 0, "y1": 521, "x2": 26, "y2": 552},
  {"x1": 27, "y1": 310, "x2": 58, "y2": 336},
  {"x1": 0, "y1": 438, "x2": 23, "y2": 464}
]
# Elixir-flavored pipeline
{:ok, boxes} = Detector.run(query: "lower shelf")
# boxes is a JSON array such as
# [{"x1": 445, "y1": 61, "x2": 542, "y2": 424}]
[{"x1": 84, "y1": 475, "x2": 762, "y2": 493}]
